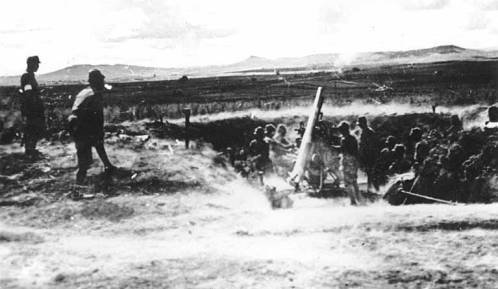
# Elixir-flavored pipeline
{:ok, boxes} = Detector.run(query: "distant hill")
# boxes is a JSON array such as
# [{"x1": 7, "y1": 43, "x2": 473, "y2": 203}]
[
  {"x1": 229, "y1": 45, "x2": 497, "y2": 72},
  {"x1": 1, "y1": 45, "x2": 497, "y2": 86},
  {"x1": 41, "y1": 64, "x2": 182, "y2": 83},
  {"x1": 0, "y1": 64, "x2": 200, "y2": 86}
]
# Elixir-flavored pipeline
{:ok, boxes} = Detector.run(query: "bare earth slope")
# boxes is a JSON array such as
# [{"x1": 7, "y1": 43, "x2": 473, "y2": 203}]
[{"x1": 0, "y1": 136, "x2": 497, "y2": 289}]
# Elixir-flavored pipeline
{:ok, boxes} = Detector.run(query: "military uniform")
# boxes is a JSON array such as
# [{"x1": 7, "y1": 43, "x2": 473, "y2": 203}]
[
  {"x1": 70, "y1": 84, "x2": 113, "y2": 184},
  {"x1": 339, "y1": 133, "x2": 362, "y2": 205},
  {"x1": 359, "y1": 126, "x2": 380, "y2": 189},
  {"x1": 249, "y1": 138, "x2": 271, "y2": 172},
  {"x1": 20, "y1": 69, "x2": 46, "y2": 155}
]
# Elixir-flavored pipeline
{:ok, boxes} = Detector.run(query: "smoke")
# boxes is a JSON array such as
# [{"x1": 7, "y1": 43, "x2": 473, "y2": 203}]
[
  {"x1": 179, "y1": 101, "x2": 490, "y2": 130},
  {"x1": 334, "y1": 52, "x2": 360, "y2": 69},
  {"x1": 263, "y1": 174, "x2": 295, "y2": 193}
]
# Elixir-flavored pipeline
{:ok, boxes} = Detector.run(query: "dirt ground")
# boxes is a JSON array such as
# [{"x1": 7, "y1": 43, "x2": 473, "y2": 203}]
[{"x1": 0, "y1": 135, "x2": 497, "y2": 289}]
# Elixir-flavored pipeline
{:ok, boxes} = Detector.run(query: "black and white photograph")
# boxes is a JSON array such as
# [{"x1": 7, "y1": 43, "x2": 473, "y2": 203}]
[{"x1": 0, "y1": 0, "x2": 497, "y2": 288}]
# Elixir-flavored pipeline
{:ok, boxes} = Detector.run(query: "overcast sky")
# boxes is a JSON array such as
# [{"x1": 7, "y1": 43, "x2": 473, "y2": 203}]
[{"x1": 1, "y1": 0, "x2": 498, "y2": 75}]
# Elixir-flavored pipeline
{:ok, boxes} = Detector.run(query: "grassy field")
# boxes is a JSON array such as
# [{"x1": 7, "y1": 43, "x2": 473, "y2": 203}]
[
  {"x1": 0, "y1": 60, "x2": 497, "y2": 133},
  {"x1": 0, "y1": 60, "x2": 497, "y2": 289}
]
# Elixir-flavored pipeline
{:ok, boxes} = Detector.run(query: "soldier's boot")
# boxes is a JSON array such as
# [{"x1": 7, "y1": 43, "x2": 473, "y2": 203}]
[{"x1": 76, "y1": 169, "x2": 87, "y2": 185}]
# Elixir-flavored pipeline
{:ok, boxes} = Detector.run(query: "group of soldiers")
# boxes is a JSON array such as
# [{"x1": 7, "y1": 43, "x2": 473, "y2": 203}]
[
  {"x1": 15, "y1": 55, "x2": 498, "y2": 203},
  {"x1": 18, "y1": 56, "x2": 115, "y2": 185},
  {"x1": 228, "y1": 118, "x2": 374, "y2": 205},
  {"x1": 230, "y1": 108, "x2": 498, "y2": 205}
]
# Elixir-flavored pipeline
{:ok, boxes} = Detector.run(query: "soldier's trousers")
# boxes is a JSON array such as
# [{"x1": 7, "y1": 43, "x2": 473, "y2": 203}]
[
  {"x1": 24, "y1": 116, "x2": 45, "y2": 155},
  {"x1": 341, "y1": 154, "x2": 363, "y2": 205},
  {"x1": 75, "y1": 138, "x2": 112, "y2": 184}
]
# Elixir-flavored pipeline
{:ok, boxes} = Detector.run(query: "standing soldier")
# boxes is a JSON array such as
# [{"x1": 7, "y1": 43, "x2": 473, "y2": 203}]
[
  {"x1": 358, "y1": 116, "x2": 380, "y2": 192},
  {"x1": 248, "y1": 126, "x2": 271, "y2": 173},
  {"x1": 334, "y1": 121, "x2": 363, "y2": 205},
  {"x1": 406, "y1": 127, "x2": 422, "y2": 160},
  {"x1": 68, "y1": 69, "x2": 116, "y2": 185},
  {"x1": 20, "y1": 56, "x2": 46, "y2": 157}
]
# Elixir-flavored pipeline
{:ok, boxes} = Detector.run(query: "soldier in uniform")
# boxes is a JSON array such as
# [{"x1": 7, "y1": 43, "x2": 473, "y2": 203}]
[
  {"x1": 68, "y1": 69, "x2": 116, "y2": 185},
  {"x1": 294, "y1": 121, "x2": 305, "y2": 147},
  {"x1": 334, "y1": 121, "x2": 363, "y2": 205},
  {"x1": 270, "y1": 124, "x2": 294, "y2": 177},
  {"x1": 358, "y1": 116, "x2": 380, "y2": 191},
  {"x1": 20, "y1": 56, "x2": 46, "y2": 157},
  {"x1": 388, "y1": 144, "x2": 411, "y2": 174},
  {"x1": 248, "y1": 126, "x2": 271, "y2": 173},
  {"x1": 413, "y1": 139, "x2": 430, "y2": 176},
  {"x1": 406, "y1": 127, "x2": 422, "y2": 159},
  {"x1": 446, "y1": 115, "x2": 463, "y2": 143}
]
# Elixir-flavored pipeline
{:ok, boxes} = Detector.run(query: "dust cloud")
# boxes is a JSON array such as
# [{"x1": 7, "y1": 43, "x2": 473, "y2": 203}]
[{"x1": 181, "y1": 101, "x2": 490, "y2": 129}]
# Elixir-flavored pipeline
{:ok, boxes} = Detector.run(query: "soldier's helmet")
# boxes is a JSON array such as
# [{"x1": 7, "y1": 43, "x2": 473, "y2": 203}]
[
  {"x1": 254, "y1": 126, "x2": 264, "y2": 138},
  {"x1": 394, "y1": 144, "x2": 406, "y2": 155},
  {"x1": 264, "y1": 124, "x2": 276, "y2": 135},
  {"x1": 409, "y1": 127, "x2": 422, "y2": 139},
  {"x1": 338, "y1": 121, "x2": 350, "y2": 133},
  {"x1": 26, "y1": 56, "x2": 41, "y2": 65},
  {"x1": 386, "y1": 135, "x2": 397, "y2": 146}
]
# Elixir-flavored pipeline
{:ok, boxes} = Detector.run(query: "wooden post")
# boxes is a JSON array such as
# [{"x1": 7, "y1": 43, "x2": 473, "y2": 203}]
[{"x1": 182, "y1": 108, "x2": 191, "y2": 149}]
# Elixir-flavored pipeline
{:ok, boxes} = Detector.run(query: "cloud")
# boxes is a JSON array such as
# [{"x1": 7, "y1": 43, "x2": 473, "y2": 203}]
[
  {"x1": 106, "y1": 23, "x2": 234, "y2": 43},
  {"x1": 0, "y1": 28, "x2": 49, "y2": 34},
  {"x1": 465, "y1": 14, "x2": 490, "y2": 30},
  {"x1": 1, "y1": 0, "x2": 498, "y2": 75},
  {"x1": 99, "y1": 0, "x2": 235, "y2": 43},
  {"x1": 402, "y1": 0, "x2": 450, "y2": 10},
  {"x1": 476, "y1": 0, "x2": 498, "y2": 10}
]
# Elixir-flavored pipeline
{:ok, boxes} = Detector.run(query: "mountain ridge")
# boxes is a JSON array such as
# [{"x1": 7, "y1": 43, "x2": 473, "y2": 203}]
[{"x1": 1, "y1": 45, "x2": 497, "y2": 86}]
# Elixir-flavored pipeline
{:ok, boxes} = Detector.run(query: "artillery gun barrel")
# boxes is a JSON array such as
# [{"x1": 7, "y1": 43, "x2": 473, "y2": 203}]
[{"x1": 287, "y1": 87, "x2": 324, "y2": 184}]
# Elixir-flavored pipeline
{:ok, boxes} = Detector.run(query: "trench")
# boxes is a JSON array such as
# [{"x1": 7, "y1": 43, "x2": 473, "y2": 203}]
[
  {"x1": 138, "y1": 104, "x2": 496, "y2": 205},
  {"x1": 152, "y1": 109, "x2": 484, "y2": 152}
]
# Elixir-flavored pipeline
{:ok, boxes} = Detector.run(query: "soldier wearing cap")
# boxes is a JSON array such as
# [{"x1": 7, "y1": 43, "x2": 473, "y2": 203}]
[
  {"x1": 68, "y1": 69, "x2": 116, "y2": 184},
  {"x1": 20, "y1": 56, "x2": 46, "y2": 157}
]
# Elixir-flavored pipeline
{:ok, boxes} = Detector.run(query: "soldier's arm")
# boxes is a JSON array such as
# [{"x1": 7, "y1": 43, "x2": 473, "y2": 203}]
[
  {"x1": 247, "y1": 141, "x2": 262, "y2": 161},
  {"x1": 248, "y1": 140, "x2": 256, "y2": 156},
  {"x1": 67, "y1": 92, "x2": 89, "y2": 132},
  {"x1": 274, "y1": 138, "x2": 294, "y2": 149},
  {"x1": 71, "y1": 89, "x2": 93, "y2": 118},
  {"x1": 19, "y1": 74, "x2": 31, "y2": 117}
]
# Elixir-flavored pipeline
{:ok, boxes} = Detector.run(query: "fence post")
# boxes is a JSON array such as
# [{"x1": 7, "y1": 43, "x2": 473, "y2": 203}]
[{"x1": 182, "y1": 108, "x2": 191, "y2": 149}]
